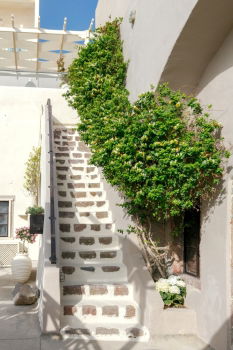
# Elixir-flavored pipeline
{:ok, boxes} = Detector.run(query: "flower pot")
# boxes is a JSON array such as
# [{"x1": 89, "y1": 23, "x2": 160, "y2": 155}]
[{"x1": 11, "y1": 253, "x2": 32, "y2": 283}]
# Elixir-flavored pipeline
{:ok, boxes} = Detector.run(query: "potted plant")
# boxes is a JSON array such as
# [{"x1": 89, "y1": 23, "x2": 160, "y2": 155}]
[
  {"x1": 155, "y1": 275, "x2": 186, "y2": 308},
  {"x1": 12, "y1": 227, "x2": 37, "y2": 283},
  {"x1": 26, "y1": 206, "x2": 44, "y2": 234}
]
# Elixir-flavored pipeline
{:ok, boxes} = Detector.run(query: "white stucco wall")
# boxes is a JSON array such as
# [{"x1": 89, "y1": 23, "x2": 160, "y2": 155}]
[
  {"x1": 0, "y1": 2, "x2": 35, "y2": 27},
  {"x1": 96, "y1": 1, "x2": 233, "y2": 349},
  {"x1": 0, "y1": 86, "x2": 77, "y2": 260},
  {"x1": 96, "y1": 0, "x2": 198, "y2": 102},
  {"x1": 185, "y1": 27, "x2": 233, "y2": 350}
]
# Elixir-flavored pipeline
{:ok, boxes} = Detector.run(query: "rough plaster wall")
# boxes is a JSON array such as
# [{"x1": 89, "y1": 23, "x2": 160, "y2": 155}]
[
  {"x1": 0, "y1": 86, "x2": 77, "y2": 260},
  {"x1": 96, "y1": 0, "x2": 198, "y2": 102},
  {"x1": 185, "y1": 27, "x2": 233, "y2": 350},
  {"x1": 95, "y1": 1, "x2": 232, "y2": 348},
  {"x1": 0, "y1": 5, "x2": 34, "y2": 27}
]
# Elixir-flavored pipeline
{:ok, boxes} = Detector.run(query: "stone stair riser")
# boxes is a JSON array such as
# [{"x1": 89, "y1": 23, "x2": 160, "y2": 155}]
[
  {"x1": 59, "y1": 223, "x2": 115, "y2": 234},
  {"x1": 60, "y1": 250, "x2": 123, "y2": 265},
  {"x1": 60, "y1": 236, "x2": 120, "y2": 251},
  {"x1": 58, "y1": 201, "x2": 109, "y2": 212},
  {"x1": 61, "y1": 324, "x2": 149, "y2": 342},
  {"x1": 58, "y1": 192, "x2": 107, "y2": 201},
  {"x1": 61, "y1": 265, "x2": 128, "y2": 283},
  {"x1": 62, "y1": 303, "x2": 137, "y2": 321},
  {"x1": 61, "y1": 284, "x2": 133, "y2": 299}
]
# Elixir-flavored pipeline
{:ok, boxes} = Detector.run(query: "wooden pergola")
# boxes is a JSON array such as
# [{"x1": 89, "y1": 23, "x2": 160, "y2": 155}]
[{"x1": 0, "y1": 16, "x2": 93, "y2": 73}]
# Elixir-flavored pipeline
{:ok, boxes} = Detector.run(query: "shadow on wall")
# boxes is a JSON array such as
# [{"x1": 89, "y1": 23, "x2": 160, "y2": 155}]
[
  {"x1": 201, "y1": 178, "x2": 227, "y2": 225},
  {"x1": 204, "y1": 318, "x2": 232, "y2": 350},
  {"x1": 195, "y1": 25, "x2": 233, "y2": 96}
]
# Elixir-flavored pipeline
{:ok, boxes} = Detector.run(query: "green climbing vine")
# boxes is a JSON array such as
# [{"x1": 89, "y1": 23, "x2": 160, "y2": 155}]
[
  {"x1": 24, "y1": 146, "x2": 41, "y2": 205},
  {"x1": 64, "y1": 19, "x2": 230, "y2": 226}
]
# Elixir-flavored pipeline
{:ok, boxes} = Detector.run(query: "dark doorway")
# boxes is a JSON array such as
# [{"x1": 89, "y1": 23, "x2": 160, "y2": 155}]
[{"x1": 183, "y1": 208, "x2": 200, "y2": 277}]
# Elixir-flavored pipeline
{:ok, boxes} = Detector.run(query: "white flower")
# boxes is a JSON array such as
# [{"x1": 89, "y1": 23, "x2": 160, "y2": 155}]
[
  {"x1": 176, "y1": 280, "x2": 186, "y2": 288},
  {"x1": 168, "y1": 275, "x2": 179, "y2": 285},
  {"x1": 169, "y1": 285, "x2": 180, "y2": 294},
  {"x1": 155, "y1": 279, "x2": 170, "y2": 293}
]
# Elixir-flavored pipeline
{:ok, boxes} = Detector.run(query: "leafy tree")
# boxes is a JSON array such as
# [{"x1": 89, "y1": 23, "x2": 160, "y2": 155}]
[{"x1": 64, "y1": 19, "x2": 229, "y2": 227}]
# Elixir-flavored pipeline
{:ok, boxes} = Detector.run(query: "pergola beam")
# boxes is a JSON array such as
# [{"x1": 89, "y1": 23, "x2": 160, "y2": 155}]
[
  {"x1": 0, "y1": 18, "x2": 90, "y2": 74},
  {"x1": 59, "y1": 17, "x2": 67, "y2": 61},
  {"x1": 85, "y1": 18, "x2": 94, "y2": 44},
  {"x1": 36, "y1": 16, "x2": 40, "y2": 73},
  {"x1": 0, "y1": 26, "x2": 88, "y2": 39},
  {"x1": 11, "y1": 14, "x2": 18, "y2": 71}
]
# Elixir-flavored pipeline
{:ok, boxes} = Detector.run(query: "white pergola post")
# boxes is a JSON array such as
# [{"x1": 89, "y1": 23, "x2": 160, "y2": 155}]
[
  {"x1": 34, "y1": 0, "x2": 40, "y2": 28},
  {"x1": 11, "y1": 15, "x2": 18, "y2": 72}
]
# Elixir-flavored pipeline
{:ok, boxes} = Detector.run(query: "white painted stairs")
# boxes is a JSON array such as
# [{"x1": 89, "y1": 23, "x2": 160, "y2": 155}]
[{"x1": 54, "y1": 126, "x2": 149, "y2": 342}]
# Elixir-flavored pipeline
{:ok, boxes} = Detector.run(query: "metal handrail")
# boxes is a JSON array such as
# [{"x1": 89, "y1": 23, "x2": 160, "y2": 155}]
[{"x1": 46, "y1": 98, "x2": 57, "y2": 264}]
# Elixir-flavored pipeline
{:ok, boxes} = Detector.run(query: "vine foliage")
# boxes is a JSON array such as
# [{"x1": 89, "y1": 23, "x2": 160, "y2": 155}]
[
  {"x1": 64, "y1": 19, "x2": 229, "y2": 226},
  {"x1": 24, "y1": 146, "x2": 41, "y2": 205}
]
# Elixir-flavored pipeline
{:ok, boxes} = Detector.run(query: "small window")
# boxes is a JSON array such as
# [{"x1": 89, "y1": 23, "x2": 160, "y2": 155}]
[
  {"x1": 0, "y1": 197, "x2": 14, "y2": 239},
  {"x1": 0, "y1": 201, "x2": 9, "y2": 237},
  {"x1": 183, "y1": 208, "x2": 200, "y2": 277}
]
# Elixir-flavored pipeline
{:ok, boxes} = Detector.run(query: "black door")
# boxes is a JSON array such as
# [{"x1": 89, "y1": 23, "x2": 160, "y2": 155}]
[{"x1": 183, "y1": 208, "x2": 200, "y2": 277}]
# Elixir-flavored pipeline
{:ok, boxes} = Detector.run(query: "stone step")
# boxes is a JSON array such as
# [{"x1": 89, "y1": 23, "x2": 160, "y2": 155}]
[
  {"x1": 76, "y1": 211, "x2": 112, "y2": 224},
  {"x1": 56, "y1": 164, "x2": 98, "y2": 175},
  {"x1": 55, "y1": 158, "x2": 91, "y2": 166},
  {"x1": 58, "y1": 189, "x2": 107, "y2": 201},
  {"x1": 54, "y1": 144, "x2": 90, "y2": 152},
  {"x1": 58, "y1": 211, "x2": 112, "y2": 225},
  {"x1": 61, "y1": 283, "x2": 133, "y2": 301},
  {"x1": 60, "y1": 249, "x2": 123, "y2": 265},
  {"x1": 54, "y1": 140, "x2": 89, "y2": 150},
  {"x1": 61, "y1": 263, "x2": 128, "y2": 283},
  {"x1": 60, "y1": 235, "x2": 120, "y2": 251},
  {"x1": 59, "y1": 223, "x2": 115, "y2": 235},
  {"x1": 60, "y1": 323, "x2": 149, "y2": 342},
  {"x1": 74, "y1": 198, "x2": 108, "y2": 208},
  {"x1": 54, "y1": 150, "x2": 91, "y2": 160},
  {"x1": 58, "y1": 200, "x2": 109, "y2": 212},
  {"x1": 57, "y1": 183, "x2": 104, "y2": 192},
  {"x1": 57, "y1": 174, "x2": 101, "y2": 183},
  {"x1": 61, "y1": 300, "x2": 139, "y2": 324},
  {"x1": 57, "y1": 173, "x2": 100, "y2": 182},
  {"x1": 53, "y1": 129, "x2": 76, "y2": 140},
  {"x1": 61, "y1": 182, "x2": 104, "y2": 190}
]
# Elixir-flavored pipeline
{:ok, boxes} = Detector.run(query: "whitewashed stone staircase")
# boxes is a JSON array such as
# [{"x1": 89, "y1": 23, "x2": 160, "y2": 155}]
[{"x1": 54, "y1": 126, "x2": 149, "y2": 342}]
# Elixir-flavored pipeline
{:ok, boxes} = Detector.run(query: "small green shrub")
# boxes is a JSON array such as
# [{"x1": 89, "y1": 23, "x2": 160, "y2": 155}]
[{"x1": 25, "y1": 206, "x2": 44, "y2": 215}]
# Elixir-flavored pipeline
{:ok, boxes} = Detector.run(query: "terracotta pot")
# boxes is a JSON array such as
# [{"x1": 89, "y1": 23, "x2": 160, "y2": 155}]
[{"x1": 11, "y1": 253, "x2": 32, "y2": 283}]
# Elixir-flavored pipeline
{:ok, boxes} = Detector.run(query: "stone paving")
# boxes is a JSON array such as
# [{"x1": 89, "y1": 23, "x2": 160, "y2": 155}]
[{"x1": 0, "y1": 267, "x2": 40, "y2": 350}]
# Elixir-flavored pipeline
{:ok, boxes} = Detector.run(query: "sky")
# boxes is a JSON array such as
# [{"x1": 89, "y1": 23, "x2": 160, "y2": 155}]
[{"x1": 40, "y1": 0, "x2": 98, "y2": 31}]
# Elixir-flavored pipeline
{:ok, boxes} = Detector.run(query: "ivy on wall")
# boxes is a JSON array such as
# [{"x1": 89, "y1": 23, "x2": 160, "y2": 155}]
[
  {"x1": 24, "y1": 146, "x2": 41, "y2": 205},
  {"x1": 64, "y1": 19, "x2": 230, "y2": 225}
]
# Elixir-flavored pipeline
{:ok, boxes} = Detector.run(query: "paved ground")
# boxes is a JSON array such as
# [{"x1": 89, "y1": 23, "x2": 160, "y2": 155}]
[
  {"x1": 0, "y1": 267, "x2": 213, "y2": 350},
  {"x1": 41, "y1": 334, "x2": 212, "y2": 350}
]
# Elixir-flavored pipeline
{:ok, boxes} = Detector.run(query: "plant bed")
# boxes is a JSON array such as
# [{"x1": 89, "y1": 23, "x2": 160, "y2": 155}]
[{"x1": 158, "y1": 307, "x2": 197, "y2": 335}]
